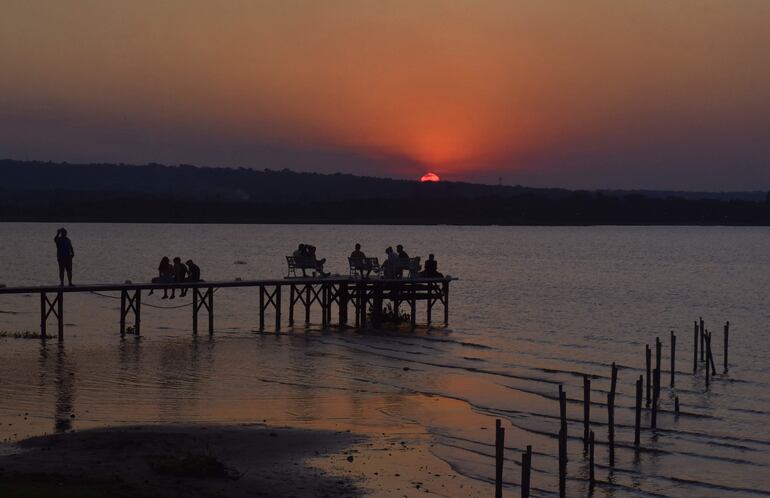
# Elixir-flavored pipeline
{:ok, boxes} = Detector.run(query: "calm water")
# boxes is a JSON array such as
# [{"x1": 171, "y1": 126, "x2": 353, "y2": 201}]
[{"x1": 1, "y1": 223, "x2": 769, "y2": 497}]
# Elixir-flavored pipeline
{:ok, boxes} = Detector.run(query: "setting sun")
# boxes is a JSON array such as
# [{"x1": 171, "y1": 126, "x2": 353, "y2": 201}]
[{"x1": 420, "y1": 172, "x2": 440, "y2": 182}]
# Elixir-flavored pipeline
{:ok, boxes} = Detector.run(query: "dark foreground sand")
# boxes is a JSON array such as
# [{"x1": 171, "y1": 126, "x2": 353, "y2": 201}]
[{"x1": 0, "y1": 424, "x2": 362, "y2": 498}]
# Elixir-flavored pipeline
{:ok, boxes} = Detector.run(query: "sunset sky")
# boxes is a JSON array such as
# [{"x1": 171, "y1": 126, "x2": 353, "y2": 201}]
[{"x1": 1, "y1": 0, "x2": 769, "y2": 189}]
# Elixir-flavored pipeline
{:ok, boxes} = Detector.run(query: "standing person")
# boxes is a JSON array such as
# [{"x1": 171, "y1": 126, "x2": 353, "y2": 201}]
[
  {"x1": 54, "y1": 228, "x2": 74, "y2": 286},
  {"x1": 170, "y1": 257, "x2": 188, "y2": 299}
]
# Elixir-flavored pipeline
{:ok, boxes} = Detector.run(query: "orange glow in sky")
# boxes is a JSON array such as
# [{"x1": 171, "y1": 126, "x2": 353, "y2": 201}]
[{"x1": 1, "y1": 1, "x2": 770, "y2": 188}]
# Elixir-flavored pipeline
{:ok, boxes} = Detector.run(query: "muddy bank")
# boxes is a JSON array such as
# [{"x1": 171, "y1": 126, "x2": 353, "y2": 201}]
[{"x1": 0, "y1": 424, "x2": 361, "y2": 498}]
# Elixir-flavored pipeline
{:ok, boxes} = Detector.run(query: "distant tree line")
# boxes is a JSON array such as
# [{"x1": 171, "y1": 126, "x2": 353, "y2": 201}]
[{"x1": 1, "y1": 159, "x2": 769, "y2": 225}]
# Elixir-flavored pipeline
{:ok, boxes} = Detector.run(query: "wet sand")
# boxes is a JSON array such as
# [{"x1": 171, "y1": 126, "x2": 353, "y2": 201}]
[{"x1": 0, "y1": 424, "x2": 361, "y2": 497}]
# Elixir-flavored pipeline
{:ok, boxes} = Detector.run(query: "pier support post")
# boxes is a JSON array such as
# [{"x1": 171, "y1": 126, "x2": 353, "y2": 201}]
[
  {"x1": 443, "y1": 280, "x2": 449, "y2": 326},
  {"x1": 275, "y1": 285, "x2": 281, "y2": 331},
  {"x1": 289, "y1": 285, "x2": 295, "y2": 326},
  {"x1": 521, "y1": 444, "x2": 532, "y2": 498},
  {"x1": 121, "y1": 289, "x2": 141, "y2": 337},
  {"x1": 699, "y1": 317, "x2": 705, "y2": 362},
  {"x1": 305, "y1": 285, "x2": 311, "y2": 324},
  {"x1": 259, "y1": 286, "x2": 265, "y2": 332},
  {"x1": 192, "y1": 287, "x2": 212, "y2": 335},
  {"x1": 338, "y1": 282, "x2": 348, "y2": 327},
  {"x1": 40, "y1": 291, "x2": 64, "y2": 341},
  {"x1": 495, "y1": 419, "x2": 504, "y2": 498},
  {"x1": 409, "y1": 284, "x2": 416, "y2": 329}
]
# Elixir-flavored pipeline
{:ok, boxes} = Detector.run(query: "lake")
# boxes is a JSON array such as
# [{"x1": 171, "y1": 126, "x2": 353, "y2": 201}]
[{"x1": 1, "y1": 223, "x2": 769, "y2": 497}]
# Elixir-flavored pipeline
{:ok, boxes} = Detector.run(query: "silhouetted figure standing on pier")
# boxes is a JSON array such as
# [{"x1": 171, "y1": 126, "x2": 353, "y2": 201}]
[
  {"x1": 54, "y1": 228, "x2": 74, "y2": 286},
  {"x1": 383, "y1": 246, "x2": 399, "y2": 278}
]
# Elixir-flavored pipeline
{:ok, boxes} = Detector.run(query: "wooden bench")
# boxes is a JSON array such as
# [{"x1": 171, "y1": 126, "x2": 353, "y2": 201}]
[
  {"x1": 286, "y1": 255, "x2": 320, "y2": 278},
  {"x1": 348, "y1": 257, "x2": 382, "y2": 278}
]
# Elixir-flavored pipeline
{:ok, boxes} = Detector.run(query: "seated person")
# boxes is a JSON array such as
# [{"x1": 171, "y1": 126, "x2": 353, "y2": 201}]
[
  {"x1": 383, "y1": 246, "x2": 400, "y2": 278},
  {"x1": 420, "y1": 254, "x2": 443, "y2": 278},
  {"x1": 307, "y1": 245, "x2": 329, "y2": 277},
  {"x1": 150, "y1": 256, "x2": 175, "y2": 298},
  {"x1": 350, "y1": 243, "x2": 371, "y2": 278},
  {"x1": 186, "y1": 259, "x2": 202, "y2": 282},
  {"x1": 171, "y1": 256, "x2": 188, "y2": 298}
]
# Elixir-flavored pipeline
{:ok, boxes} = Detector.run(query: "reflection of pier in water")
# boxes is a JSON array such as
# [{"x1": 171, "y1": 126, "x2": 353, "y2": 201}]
[{"x1": 0, "y1": 277, "x2": 455, "y2": 339}]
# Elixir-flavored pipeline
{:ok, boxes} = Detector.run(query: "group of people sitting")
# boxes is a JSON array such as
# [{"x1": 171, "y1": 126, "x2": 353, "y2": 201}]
[
  {"x1": 150, "y1": 256, "x2": 202, "y2": 299},
  {"x1": 350, "y1": 243, "x2": 443, "y2": 279},
  {"x1": 292, "y1": 243, "x2": 330, "y2": 277}
]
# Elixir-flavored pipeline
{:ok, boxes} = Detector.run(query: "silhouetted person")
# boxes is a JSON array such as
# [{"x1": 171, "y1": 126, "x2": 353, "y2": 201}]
[
  {"x1": 350, "y1": 243, "x2": 371, "y2": 278},
  {"x1": 307, "y1": 245, "x2": 329, "y2": 277},
  {"x1": 186, "y1": 259, "x2": 201, "y2": 282},
  {"x1": 54, "y1": 228, "x2": 74, "y2": 286},
  {"x1": 171, "y1": 257, "x2": 188, "y2": 298},
  {"x1": 293, "y1": 243, "x2": 306, "y2": 258},
  {"x1": 150, "y1": 256, "x2": 174, "y2": 298},
  {"x1": 383, "y1": 246, "x2": 399, "y2": 278},
  {"x1": 396, "y1": 244, "x2": 409, "y2": 261},
  {"x1": 420, "y1": 254, "x2": 443, "y2": 278}
]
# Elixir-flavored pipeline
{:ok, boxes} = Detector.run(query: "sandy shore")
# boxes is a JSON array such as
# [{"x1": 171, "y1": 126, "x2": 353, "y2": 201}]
[{"x1": 0, "y1": 424, "x2": 362, "y2": 497}]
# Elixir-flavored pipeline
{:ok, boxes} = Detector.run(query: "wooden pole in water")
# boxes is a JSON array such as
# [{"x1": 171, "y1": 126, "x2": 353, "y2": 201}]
[
  {"x1": 610, "y1": 362, "x2": 618, "y2": 397},
  {"x1": 693, "y1": 321, "x2": 698, "y2": 373},
  {"x1": 607, "y1": 391, "x2": 615, "y2": 466},
  {"x1": 723, "y1": 321, "x2": 729, "y2": 373},
  {"x1": 670, "y1": 330, "x2": 676, "y2": 387},
  {"x1": 705, "y1": 334, "x2": 710, "y2": 388},
  {"x1": 134, "y1": 290, "x2": 141, "y2": 337},
  {"x1": 495, "y1": 419, "x2": 504, "y2": 498},
  {"x1": 634, "y1": 375, "x2": 642, "y2": 447},
  {"x1": 558, "y1": 385, "x2": 567, "y2": 450},
  {"x1": 588, "y1": 430, "x2": 595, "y2": 490},
  {"x1": 655, "y1": 337, "x2": 662, "y2": 378},
  {"x1": 583, "y1": 375, "x2": 590, "y2": 453},
  {"x1": 706, "y1": 331, "x2": 717, "y2": 376},
  {"x1": 651, "y1": 368, "x2": 659, "y2": 429},
  {"x1": 675, "y1": 396, "x2": 680, "y2": 415},
  {"x1": 558, "y1": 426, "x2": 566, "y2": 498},
  {"x1": 521, "y1": 445, "x2": 532, "y2": 498},
  {"x1": 645, "y1": 344, "x2": 651, "y2": 407},
  {"x1": 699, "y1": 317, "x2": 705, "y2": 362}
]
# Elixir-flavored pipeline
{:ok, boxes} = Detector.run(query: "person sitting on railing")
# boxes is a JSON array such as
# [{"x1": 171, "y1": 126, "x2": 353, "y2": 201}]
[
  {"x1": 150, "y1": 256, "x2": 174, "y2": 299},
  {"x1": 171, "y1": 257, "x2": 188, "y2": 299},
  {"x1": 186, "y1": 259, "x2": 201, "y2": 283},
  {"x1": 420, "y1": 254, "x2": 443, "y2": 278},
  {"x1": 350, "y1": 243, "x2": 371, "y2": 278}
]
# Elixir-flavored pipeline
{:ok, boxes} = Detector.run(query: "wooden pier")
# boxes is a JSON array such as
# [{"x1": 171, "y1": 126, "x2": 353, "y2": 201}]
[{"x1": 0, "y1": 277, "x2": 455, "y2": 340}]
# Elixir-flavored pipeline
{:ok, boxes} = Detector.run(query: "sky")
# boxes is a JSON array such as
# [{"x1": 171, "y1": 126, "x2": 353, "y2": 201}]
[{"x1": 1, "y1": 0, "x2": 769, "y2": 190}]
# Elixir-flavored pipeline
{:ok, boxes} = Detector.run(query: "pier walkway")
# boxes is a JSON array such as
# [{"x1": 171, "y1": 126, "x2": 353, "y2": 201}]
[{"x1": 0, "y1": 277, "x2": 455, "y2": 340}]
